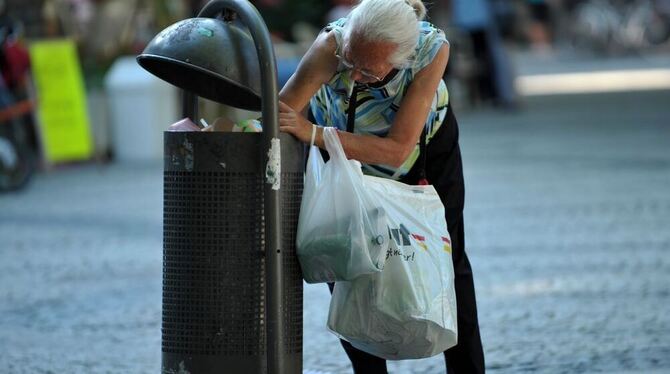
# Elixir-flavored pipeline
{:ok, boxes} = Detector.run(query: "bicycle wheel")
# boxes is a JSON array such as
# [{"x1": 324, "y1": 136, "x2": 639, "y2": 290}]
[{"x1": 0, "y1": 121, "x2": 35, "y2": 192}]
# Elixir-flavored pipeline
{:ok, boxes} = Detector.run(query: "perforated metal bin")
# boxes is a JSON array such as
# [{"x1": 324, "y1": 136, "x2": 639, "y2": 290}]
[{"x1": 162, "y1": 131, "x2": 304, "y2": 373}]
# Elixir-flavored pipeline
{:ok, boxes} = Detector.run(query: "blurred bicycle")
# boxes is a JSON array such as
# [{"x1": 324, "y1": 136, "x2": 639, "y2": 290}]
[
  {"x1": 570, "y1": 0, "x2": 670, "y2": 54},
  {"x1": 0, "y1": 17, "x2": 37, "y2": 192}
]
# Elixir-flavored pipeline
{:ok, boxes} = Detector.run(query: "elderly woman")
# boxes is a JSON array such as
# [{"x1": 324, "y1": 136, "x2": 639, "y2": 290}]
[{"x1": 278, "y1": 0, "x2": 485, "y2": 372}]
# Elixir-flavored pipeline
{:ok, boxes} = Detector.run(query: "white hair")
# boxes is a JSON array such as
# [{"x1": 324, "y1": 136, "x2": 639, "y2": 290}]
[{"x1": 343, "y1": 0, "x2": 427, "y2": 67}]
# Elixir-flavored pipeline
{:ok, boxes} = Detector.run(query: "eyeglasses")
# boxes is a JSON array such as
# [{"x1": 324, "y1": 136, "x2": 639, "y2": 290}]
[{"x1": 335, "y1": 51, "x2": 385, "y2": 82}]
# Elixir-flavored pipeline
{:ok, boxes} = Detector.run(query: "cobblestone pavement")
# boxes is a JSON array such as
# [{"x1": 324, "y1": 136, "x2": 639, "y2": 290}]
[{"x1": 1, "y1": 90, "x2": 669, "y2": 373}]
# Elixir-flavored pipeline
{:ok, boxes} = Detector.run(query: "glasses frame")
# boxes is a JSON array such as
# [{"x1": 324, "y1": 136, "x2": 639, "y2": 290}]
[{"x1": 334, "y1": 51, "x2": 385, "y2": 82}]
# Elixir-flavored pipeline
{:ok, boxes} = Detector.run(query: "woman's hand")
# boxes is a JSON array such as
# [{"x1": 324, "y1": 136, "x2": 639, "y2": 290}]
[{"x1": 279, "y1": 101, "x2": 313, "y2": 144}]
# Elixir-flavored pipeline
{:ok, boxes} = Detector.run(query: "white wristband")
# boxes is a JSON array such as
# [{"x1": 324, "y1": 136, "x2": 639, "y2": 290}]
[{"x1": 310, "y1": 123, "x2": 317, "y2": 147}]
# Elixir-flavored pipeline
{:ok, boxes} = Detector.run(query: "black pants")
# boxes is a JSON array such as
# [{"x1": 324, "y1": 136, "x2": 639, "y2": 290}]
[
  {"x1": 469, "y1": 29, "x2": 497, "y2": 104},
  {"x1": 328, "y1": 106, "x2": 485, "y2": 373}
]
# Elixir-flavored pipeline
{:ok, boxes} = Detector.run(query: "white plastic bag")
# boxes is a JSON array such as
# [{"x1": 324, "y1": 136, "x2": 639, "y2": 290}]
[
  {"x1": 324, "y1": 137, "x2": 458, "y2": 360},
  {"x1": 297, "y1": 127, "x2": 388, "y2": 283}
]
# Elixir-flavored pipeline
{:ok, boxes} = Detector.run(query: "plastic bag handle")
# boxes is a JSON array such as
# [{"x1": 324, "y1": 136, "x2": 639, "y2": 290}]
[
  {"x1": 310, "y1": 124, "x2": 317, "y2": 147},
  {"x1": 323, "y1": 127, "x2": 365, "y2": 179},
  {"x1": 323, "y1": 127, "x2": 349, "y2": 165}
]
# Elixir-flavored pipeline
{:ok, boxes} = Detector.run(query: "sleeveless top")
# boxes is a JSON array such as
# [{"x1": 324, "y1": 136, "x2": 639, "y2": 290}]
[{"x1": 310, "y1": 18, "x2": 450, "y2": 179}]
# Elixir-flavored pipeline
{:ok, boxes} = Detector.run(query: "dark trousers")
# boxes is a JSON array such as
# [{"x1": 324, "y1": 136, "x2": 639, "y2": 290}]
[
  {"x1": 329, "y1": 106, "x2": 485, "y2": 373},
  {"x1": 469, "y1": 29, "x2": 497, "y2": 104}
]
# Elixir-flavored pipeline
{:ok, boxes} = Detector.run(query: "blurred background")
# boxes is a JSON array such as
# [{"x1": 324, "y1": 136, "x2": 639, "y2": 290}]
[{"x1": 0, "y1": 0, "x2": 669, "y2": 373}]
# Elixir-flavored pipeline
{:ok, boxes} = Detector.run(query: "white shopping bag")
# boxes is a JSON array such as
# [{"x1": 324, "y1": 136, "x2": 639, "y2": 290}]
[
  {"x1": 323, "y1": 131, "x2": 458, "y2": 360},
  {"x1": 297, "y1": 127, "x2": 389, "y2": 283}
]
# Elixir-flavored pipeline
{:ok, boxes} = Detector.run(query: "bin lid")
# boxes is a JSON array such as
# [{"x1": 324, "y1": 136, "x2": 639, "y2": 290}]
[{"x1": 136, "y1": 17, "x2": 262, "y2": 111}]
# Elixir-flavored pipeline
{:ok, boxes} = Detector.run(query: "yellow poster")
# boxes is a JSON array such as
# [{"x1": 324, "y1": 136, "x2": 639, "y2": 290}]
[{"x1": 29, "y1": 39, "x2": 93, "y2": 163}]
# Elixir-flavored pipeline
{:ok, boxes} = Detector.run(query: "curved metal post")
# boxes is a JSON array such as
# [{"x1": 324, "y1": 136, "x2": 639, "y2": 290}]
[
  {"x1": 181, "y1": 90, "x2": 198, "y2": 123},
  {"x1": 198, "y1": 2, "x2": 283, "y2": 374}
]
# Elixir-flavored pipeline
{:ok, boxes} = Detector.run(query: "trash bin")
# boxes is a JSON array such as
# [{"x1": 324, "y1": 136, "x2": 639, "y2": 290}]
[
  {"x1": 162, "y1": 130, "x2": 303, "y2": 373},
  {"x1": 104, "y1": 56, "x2": 178, "y2": 161}
]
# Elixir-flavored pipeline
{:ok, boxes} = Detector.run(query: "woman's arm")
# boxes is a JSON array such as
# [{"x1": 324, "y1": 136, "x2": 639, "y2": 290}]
[
  {"x1": 278, "y1": 30, "x2": 339, "y2": 112},
  {"x1": 280, "y1": 43, "x2": 450, "y2": 168}
]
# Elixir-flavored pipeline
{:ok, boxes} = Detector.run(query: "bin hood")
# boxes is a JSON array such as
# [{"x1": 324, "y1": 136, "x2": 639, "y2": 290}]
[{"x1": 136, "y1": 17, "x2": 262, "y2": 111}]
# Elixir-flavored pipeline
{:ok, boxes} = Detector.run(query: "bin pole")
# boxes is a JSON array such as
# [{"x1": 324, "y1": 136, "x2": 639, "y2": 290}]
[
  {"x1": 181, "y1": 90, "x2": 198, "y2": 123},
  {"x1": 198, "y1": 1, "x2": 284, "y2": 373}
]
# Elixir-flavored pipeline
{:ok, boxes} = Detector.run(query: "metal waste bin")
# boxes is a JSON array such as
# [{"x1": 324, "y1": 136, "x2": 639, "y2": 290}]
[
  {"x1": 136, "y1": 1, "x2": 304, "y2": 373},
  {"x1": 162, "y1": 131, "x2": 303, "y2": 373}
]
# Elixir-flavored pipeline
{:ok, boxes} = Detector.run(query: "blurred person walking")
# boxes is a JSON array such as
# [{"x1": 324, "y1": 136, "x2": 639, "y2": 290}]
[
  {"x1": 526, "y1": 0, "x2": 554, "y2": 51},
  {"x1": 446, "y1": 0, "x2": 516, "y2": 108},
  {"x1": 278, "y1": 0, "x2": 485, "y2": 372}
]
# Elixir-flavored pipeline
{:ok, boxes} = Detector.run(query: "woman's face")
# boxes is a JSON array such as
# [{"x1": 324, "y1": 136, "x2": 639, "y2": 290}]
[{"x1": 339, "y1": 37, "x2": 397, "y2": 84}]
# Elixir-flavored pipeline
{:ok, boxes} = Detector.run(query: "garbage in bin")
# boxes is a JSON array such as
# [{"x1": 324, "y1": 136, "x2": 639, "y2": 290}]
[
  {"x1": 167, "y1": 117, "x2": 201, "y2": 132},
  {"x1": 233, "y1": 118, "x2": 262, "y2": 132},
  {"x1": 168, "y1": 116, "x2": 263, "y2": 133}
]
